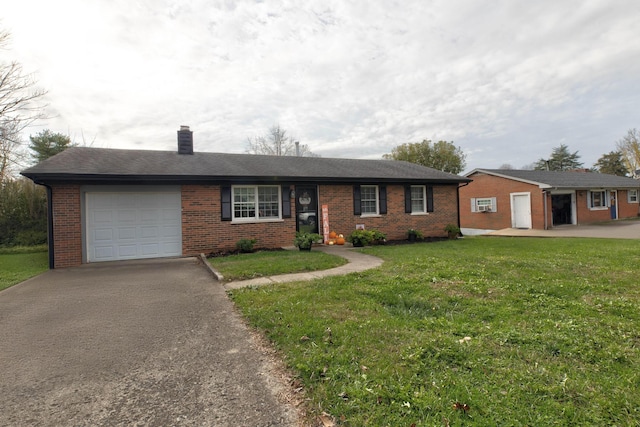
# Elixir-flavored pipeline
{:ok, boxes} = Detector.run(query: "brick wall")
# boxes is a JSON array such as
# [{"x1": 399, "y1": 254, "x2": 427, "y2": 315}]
[
  {"x1": 576, "y1": 190, "x2": 639, "y2": 223},
  {"x1": 181, "y1": 184, "x2": 297, "y2": 255},
  {"x1": 49, "y1": 182, "x2": 462, "y2": 267},
  {"x1": 318, "y1": 184, "x2": 458, "y2": 240},
  {"x1": 51, "y1": 184, "x2": 82, "y2": 268},
  {"x1": 459, "y1": 173, "x2": 544, "y2": 230}
]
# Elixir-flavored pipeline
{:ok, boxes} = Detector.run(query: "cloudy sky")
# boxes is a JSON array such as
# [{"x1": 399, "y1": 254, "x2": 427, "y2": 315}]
[{"x1": 4, "y1": 0, "x2": 640, "y2": 172}]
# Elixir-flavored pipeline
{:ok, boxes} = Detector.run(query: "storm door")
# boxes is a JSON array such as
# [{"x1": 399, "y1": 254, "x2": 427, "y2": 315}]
[{"x1": 295, "y1": 186, "x2": 319, "y2": 233}]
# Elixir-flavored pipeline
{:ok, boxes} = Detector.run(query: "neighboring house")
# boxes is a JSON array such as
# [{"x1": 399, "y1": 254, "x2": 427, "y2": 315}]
[
  {"x1": 21, "y1": 127, "x2": 470, "y2": 268},
  {"x1": 460, "y1": 169, "x2": 640, "y2": 234}
]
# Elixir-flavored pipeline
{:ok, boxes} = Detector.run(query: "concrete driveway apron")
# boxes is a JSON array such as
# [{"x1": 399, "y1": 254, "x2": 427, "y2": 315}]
[{"x1": 0, "y1": 257, "x2": 297, "y2": 426}]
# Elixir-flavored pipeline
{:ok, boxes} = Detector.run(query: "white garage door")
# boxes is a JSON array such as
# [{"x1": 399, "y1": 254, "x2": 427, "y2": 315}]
[{"x1": 86, "y1": 191, "x2": 182, "y2": 262}]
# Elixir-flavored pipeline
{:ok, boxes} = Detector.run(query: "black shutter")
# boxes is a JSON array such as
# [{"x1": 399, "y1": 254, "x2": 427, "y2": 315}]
[
  {"x1": 281, "y1": 186, "x2": 291, "y2": 218},
  {"x1": 221, "y1": 186, "x2": 232, "y2": 221},
  {"x1": 379, "y1": 185, "x2": 387, "y2": 214},
  {"x1": 404, "y1": 185, "x2": 412, "y2": 213},
  {"x1": 353, "y1": 185, "x2": 361, "y2": 215},
  {"x1": 426, "y1": 186, "x2": 434, "y2": 213}
]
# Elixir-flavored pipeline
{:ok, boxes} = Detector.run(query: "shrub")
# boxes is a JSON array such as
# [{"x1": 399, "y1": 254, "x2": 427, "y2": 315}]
[
  {"x1": 236, "y1": 238, "x2": 257, "y2": 253},
  {"x1": 407, "y1": 228, "x2": 424, "y2": 240},
  {"x1": 347, "y1": 229, "x2": 378, "y2": 247},
  {"x1": 444, "y1": 223, "x2": 461, "y2": 238},
  {"x1": 293, "y1": 232, "x2": 322, "y2": 250}
]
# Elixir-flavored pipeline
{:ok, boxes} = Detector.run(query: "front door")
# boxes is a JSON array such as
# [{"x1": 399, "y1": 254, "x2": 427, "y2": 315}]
[
  {"x1": 296, "y1": 185, "x2": 319, "y2": 233},
  {"x1": 511, "y1": 193, "x2": 532, "y2": 229},
  {"x1": 610, "y1": 190, "x2": 618, "y2": 220}
]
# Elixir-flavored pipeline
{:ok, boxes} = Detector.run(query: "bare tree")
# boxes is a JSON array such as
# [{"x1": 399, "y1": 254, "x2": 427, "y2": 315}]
[
  {"x1": 499, "y1": 163, "x2": 515, "y2": 170},
  {"x1": 246, "y1": 125, "x2": 318, "y2": 157},
  {"x1": 616, "y1": 129, "x2": 640, "y2": 178},
  {"x1": 0, "y1": 29, "x2": 47, "y2": 181}
]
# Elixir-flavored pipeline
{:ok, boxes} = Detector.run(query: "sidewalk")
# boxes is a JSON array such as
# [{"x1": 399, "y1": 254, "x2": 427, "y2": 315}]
[{"x1": 210, "y1": 245, "x2": 384, "y2": 290}]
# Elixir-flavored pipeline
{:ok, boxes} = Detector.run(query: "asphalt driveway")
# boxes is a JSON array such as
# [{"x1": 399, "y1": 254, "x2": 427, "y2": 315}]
[{"x1": 0, "y1": 257, "x2": 297, "y2": 426}]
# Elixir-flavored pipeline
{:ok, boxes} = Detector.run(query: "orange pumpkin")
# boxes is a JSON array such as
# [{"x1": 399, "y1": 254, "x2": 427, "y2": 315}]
[
  {"x1": 336, "y1": 237, "x2": 346, "y2": 245},
  {"x1": 329, "y1": 231, "x2": 338, "y2": 239}
]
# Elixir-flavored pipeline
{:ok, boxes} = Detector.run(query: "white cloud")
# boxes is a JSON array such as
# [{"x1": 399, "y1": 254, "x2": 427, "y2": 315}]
[{"x1": 3, "y1": 0, "x2": 640, "y2": 171}]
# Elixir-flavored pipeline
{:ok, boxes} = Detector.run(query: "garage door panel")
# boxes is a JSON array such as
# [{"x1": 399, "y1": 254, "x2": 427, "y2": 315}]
[
  {"x1": 87, "y1": 191, "x2": 182, "y2": 262},
  {"x1": 162, "y1": 226, "x2": 180, "y2": 238},
  {"x1": 94, "y1": 246, "x2": 115, "y2": 260},
  {"x1": 141, "y1": 243, "x2": 160, "y2": 256},
  {"x1": 118, "y1": 227, "x2": 136, "y2": 240},
  {"x1": 94, "y1": 229, "x2": 113, "y2": 241},
  {"x1": 141, "y1": 226, "x2": 159, "y2": 239}
]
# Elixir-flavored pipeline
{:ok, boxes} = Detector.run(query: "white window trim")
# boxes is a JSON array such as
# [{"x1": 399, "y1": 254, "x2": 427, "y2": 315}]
[
  {"x1": 410, "y1": 185, "x2": 427, "y2": 214},
  {"x1": 470, "y1": 197, "x2": 497, "y2": 213},
  {"x1": 588, "y1": 190, "x2": 608, "y2": 211},
  {"x1": 360, "y1": 185, "x2": 379, "y2": 217},
  {"x1": 628, "y1": 189, "x2": 638, "y2": 204},
  {"x1": 231, "y1": 185, "x2": 282, "y2": 223}
]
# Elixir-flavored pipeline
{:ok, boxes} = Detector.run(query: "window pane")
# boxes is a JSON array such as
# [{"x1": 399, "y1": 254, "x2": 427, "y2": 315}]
[
  {"x1": 258, "y1": 187, "x2": 279, "y2": 218},
  {"x1": 592, "y1": 191, "x2": 605, "y2": 207},
  {"x1": 361, "y1": 186, "x2": 378, "y2": 214},
  {"x1": 411, "y1": 186, "x2": 425, "y2": 212},
  {"x1": 233, "y1": 187, "x2": 255, "y2": 218}
]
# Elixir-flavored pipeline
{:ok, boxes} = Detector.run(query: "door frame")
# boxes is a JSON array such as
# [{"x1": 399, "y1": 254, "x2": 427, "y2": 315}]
[
  {"x1": 295, "y1": 185, "x2": 319, "y2": 233},
  {"x1": 610, "y1": 190, "x2": 618, "y2": 220},
  {"x1": 510, "y1": 192, "x2": 532, "y2": 229}
]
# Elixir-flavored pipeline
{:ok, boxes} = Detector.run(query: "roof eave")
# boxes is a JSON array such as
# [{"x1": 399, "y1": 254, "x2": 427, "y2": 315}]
[{"x1": 21, "y1": 172, "x2": 471, "y2": 186}]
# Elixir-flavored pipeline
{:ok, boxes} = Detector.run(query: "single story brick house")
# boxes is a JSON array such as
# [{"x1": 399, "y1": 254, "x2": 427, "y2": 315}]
[
  {"x1": 459, "y1": 168, "x2": 640, "y2": 234},
  {"x1": 22, "y1": 127, "x2": 470, "y2": 268}
]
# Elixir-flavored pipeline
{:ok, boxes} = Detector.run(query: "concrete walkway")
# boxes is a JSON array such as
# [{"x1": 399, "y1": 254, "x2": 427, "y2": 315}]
[
  {"x1": 486, "y1": 220, "x2": 640, "y2": 239},
  {"x1": 213, "y1": 245, "x2": 384, "y2": 290}
]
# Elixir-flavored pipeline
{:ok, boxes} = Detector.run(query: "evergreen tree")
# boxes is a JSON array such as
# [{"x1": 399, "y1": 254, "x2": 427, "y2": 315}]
[
  {"x1": 29, "y1": 129, "x2": 73, "y2": 163},
  {"x1": 533, "y1": 144, "x2": 583, "y2": 171}
]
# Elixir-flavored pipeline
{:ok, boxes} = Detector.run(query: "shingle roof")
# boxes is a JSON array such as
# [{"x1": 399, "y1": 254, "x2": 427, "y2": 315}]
[
  {"x1": 468, "y1": 169, "x2": 640, "y2": 189},
  {"x1": 22, "y1": 147, "x2": 469, "y2": 184}
]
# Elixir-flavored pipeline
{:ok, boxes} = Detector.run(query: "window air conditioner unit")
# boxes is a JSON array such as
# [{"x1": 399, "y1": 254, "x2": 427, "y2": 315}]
[{"x1": 478, "y1": 205, "x2": 492, "y2": 212}]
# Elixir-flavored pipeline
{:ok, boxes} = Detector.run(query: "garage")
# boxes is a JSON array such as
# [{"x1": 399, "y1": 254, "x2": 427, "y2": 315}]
[{"x1": 86, "y1": 191, "x2": 182, "y2": 262}]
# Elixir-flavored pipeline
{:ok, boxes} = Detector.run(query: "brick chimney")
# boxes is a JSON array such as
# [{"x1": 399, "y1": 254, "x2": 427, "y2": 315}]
[{"x1": 177, "y1": 125, "x2": 193, "y2": 154}]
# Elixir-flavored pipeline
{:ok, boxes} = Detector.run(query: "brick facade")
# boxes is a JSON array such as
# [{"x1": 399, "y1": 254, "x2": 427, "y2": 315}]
[
  {"x1": 460, "y1": 172, "x2": 640, "y2": 231},
  {"x1": 318, "y1": 184, "x2": 458, "y2": 240},
  {"x1": 181, "y1": 184, "x2": 297, "y2": 255},
  {"x1": 48, "y1": 182, "x2": 461, "y2": 267},
  {"x1": 51, "y1": 184, "x2": 83, "y2": 268}
]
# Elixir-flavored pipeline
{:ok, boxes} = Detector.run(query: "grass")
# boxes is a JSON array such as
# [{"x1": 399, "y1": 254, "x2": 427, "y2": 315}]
[
  {"x1": 229, "y1": 237, "x2": 640, "y2": 426},
  {"x1": 209, "y1": 249, "x2": 347, "y2": 281},
  {"x1": 0, "y1": 245, "x2": 49, "y2": 291}
]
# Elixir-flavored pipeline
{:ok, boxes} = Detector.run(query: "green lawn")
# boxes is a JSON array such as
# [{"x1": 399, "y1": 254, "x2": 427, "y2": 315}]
[
  {"x1": 209, "y1": 249, "x2": 347, "y2": 281},
  {"x1": 0, "y1": 246, "x2": 49, "y2": 291},
  {"x1": 229, "y1": 237, "x2": 640, "y2": 426}
]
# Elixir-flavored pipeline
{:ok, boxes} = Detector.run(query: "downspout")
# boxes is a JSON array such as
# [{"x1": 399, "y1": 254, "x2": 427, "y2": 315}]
[
  {"x1": 457, "y1": 181, "x2": 470, "y2": 231},
  {"x1": 41, "y1": 183, "x2": 55, "y2": 269},
  {"x1": 543, "y1": 190, "x2": 548, "y2": 230}
]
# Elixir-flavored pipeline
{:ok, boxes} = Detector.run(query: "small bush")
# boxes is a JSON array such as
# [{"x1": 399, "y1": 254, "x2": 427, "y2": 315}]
[
  {"x1": 348, "y1": 229, "x2": 385, "y2": 246},
  {"x1": 236, "y1": 238, "x2": 257, "y2": 253}
]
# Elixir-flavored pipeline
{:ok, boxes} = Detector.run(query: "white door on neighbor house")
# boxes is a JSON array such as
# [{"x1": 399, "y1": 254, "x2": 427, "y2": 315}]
[
  {"x1": 511, "y1": 192, "x2": 532, "y2": 229},
  {"x1": 86, "y1": 191, "x2": 182, "y2": 262}
]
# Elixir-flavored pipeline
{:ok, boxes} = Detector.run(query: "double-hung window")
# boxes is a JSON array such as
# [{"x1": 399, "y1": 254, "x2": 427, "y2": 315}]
[
  {"x1": 360, "y1": 185, "x2": 379, "y2": 215},
  {"x1": 628, "y1": 189, "x2": 638, "y2": 203},
  {"x1": 404, "y1": 185, "x2": 434, "y2": 214},
  {"x1": 232, "y1": 185, "x2": 280, "y2": 221},
  {"x1": 411, "y1": 185, "x2": 426, "y2": 213}
]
